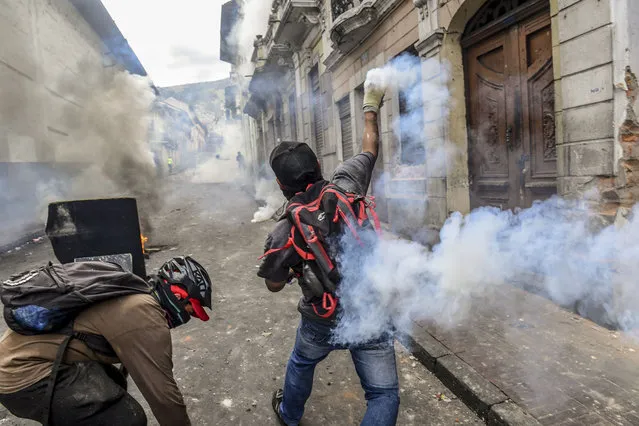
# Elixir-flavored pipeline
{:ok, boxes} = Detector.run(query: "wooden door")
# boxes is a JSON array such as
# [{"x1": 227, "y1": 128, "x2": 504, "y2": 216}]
[
  {"x1": 465, "y1": 5, "x2": 556, "y2": 209},
  {"x1": 519, "y1": 13, "x2": 557, "y2": 204}
]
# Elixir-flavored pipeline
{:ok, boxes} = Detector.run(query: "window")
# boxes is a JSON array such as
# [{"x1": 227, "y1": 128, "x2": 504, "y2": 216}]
[
  {"x1": 338, "y1": 96, "x2": 353, "y2": 160},
  {"x1": 398, "y1": 47, "x2": 425, "y2": 165},
  {"x1": 309, "y1": 66, "x2": 323, "y2": 157}
]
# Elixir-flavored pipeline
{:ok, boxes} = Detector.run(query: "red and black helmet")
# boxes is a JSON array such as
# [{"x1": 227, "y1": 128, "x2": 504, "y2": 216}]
[{"x1": 158, "y1": 256, "x2": 212, "y2": 321}]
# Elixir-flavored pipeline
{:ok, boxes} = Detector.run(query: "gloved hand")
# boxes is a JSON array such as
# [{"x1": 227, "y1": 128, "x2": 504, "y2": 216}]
[{"x1": 363, "y1": 83, "x2": 386, "y2": 113}]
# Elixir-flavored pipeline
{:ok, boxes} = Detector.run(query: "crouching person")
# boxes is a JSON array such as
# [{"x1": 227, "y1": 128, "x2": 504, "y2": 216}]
[{"x1": 0, "y1": 256, "x2": 212, "y2": 426}]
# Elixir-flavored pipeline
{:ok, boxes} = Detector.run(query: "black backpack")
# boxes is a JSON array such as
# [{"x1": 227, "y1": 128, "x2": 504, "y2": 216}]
[
  {"x1": 1, "y1": 261, "x2": 152, "y2": 425},
  {"x1": 263, "y1": 181, "x2": 381, "y2": 319}
]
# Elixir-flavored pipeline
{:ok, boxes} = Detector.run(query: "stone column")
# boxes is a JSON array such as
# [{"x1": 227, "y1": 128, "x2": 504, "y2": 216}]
[
  {"x1": 415, "y1": 29, "x2": 449, "y2": 227},
  {"x1": 413, "y1": 0, "x2": 472, "y2": 224}
]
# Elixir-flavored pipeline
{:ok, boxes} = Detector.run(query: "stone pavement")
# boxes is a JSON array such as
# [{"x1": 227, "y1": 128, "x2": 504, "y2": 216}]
[
  {"x1": 405, "y1": 284, "x2": 639, "y2": 425},
  {"x1": 0, "y1": 180, "x2": 482, "y2": 426}
]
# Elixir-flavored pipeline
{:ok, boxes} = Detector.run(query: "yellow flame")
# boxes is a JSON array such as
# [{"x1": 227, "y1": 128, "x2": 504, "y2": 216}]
[{"x1": 141, "y1": 235, "x2": 148, "y2": 254}]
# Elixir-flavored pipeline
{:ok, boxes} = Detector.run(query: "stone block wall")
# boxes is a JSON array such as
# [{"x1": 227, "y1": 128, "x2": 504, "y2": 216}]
[{"x1": 553, "y1": 0, "x2": 616, "y2": 200}]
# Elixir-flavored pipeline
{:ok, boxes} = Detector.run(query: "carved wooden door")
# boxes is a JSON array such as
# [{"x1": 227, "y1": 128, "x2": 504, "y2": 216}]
[
  {"x1": 465, "y1": 6, "x2": 555, "y2": 209},
  {"x1": 519, "y1": 13, "x2": 557, "y2": 205}
]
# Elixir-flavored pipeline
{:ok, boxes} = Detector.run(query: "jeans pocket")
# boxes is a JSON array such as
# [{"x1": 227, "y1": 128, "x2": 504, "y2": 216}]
[{"x1": 300, "y1": 321, "x2": 331, "y2": 345}]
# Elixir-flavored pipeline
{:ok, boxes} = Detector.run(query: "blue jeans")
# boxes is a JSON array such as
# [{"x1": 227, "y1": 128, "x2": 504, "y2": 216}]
[{"x1": 279, "y1": 317, "x2": 399, "y2": 426}]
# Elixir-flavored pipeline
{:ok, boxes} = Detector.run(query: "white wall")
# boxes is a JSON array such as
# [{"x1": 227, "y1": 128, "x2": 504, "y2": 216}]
[{"x1": 0, "y1": 0, "x2": 107, "y2": 164}]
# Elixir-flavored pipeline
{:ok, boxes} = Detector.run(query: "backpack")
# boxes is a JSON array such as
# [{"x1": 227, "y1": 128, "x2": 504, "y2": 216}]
[
  {"x1": 2, "y1": 261, "x2": 151, "y2": 336},
  {"x1": 1, "y1": 261, "x2": 152, "y2": 425},
  {"x1": 264, "y1": 181, "x2": 381, "y2": 319}
]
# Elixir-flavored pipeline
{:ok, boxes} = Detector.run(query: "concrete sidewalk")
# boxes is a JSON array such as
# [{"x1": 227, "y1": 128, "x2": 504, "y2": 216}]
[{"x1": 404, "y1": 284, "x2": 639, "y2": 425}]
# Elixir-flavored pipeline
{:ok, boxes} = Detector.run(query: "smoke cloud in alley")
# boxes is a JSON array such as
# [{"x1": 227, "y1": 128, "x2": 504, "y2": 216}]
[
  {"x1": 252, "y1": 178, "x2": 286, "y2": 223},
  {"x1": 57, "y1": 64, "x2": 160, "y2": 230},
  {"x1": 0, "y1": 59, "x2": 161, "y2": 243}
]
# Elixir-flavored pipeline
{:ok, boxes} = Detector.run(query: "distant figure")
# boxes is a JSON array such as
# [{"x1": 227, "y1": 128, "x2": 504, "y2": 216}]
[
  {"x1": 167, "y1": 157, "x2": 173, "y2": 174},
  {"x1": 236, "y1": 152, "x2": 246, "y2": 170}
]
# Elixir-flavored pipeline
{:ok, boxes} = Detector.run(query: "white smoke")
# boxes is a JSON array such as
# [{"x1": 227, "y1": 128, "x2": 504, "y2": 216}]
[
  {"x1": 231, "y1": 0, "x2": 271, "y2": 75},
  {"x1": 365, "y1": 56, "x2": 422, "y2": 93},
  {"x1": 0, "y1": 55, "x2": 160, "y2": 244},
  {"x1": 333, "y1": 197, "x2": 639, "y2": 344},
  {"x1": 331, "y1": 54, "x2": 639, "y2": 345},
  {"x1": 252, "y1": 178, "x2": 286, "y2": 223},
  {"x1": 368, "y1": 54, "x2": 455, "y2": 178},
  {"x1": 191, "y1": 119, "x2": 245, "y2": 184},
  {"x1": 53, "y1": 63, "x2": 160, "y2": 234}
]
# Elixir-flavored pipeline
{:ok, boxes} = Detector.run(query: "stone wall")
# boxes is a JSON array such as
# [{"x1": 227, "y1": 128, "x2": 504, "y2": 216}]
[
  {"x1": 413, "y1": 0, "x2": 630, "y2": 227},
  {"x1": 246, "y1": 0, "x2": 637, "y2": 230},
  {"x1": 552, "y1": 0, "x2": 616, "y2": 199}
]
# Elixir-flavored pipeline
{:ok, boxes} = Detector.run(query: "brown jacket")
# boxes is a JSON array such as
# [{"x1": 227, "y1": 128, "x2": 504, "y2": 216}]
[{"x1": 0, "y1": 293, "x2": 190, "y2": 426}]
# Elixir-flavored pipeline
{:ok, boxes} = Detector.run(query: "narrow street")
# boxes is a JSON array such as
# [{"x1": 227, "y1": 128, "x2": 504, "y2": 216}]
[{"x1": 0, "y1": 177, "x2": 481, "y2": 426}]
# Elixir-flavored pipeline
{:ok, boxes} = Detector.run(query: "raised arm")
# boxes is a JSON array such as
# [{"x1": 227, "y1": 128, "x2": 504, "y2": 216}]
[
  {"x1": 362, "y1": 111, "x2": 380, "y2": 157},
  {"x1": 361, "y1": 84, "x2": 386, "y2": 157}
]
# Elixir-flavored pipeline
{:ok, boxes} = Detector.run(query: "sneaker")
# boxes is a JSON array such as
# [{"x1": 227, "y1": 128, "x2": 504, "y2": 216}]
[{"x1": 271, "y1": 389, "x2": 287, "y2": 425}]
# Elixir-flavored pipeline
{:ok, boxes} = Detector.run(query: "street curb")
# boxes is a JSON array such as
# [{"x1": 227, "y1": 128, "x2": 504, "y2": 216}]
[{"x1": 400, "y1": 326, "x2": 542, "y2": 426}]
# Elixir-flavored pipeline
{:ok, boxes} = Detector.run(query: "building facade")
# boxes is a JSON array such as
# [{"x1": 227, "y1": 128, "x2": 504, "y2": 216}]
[{"x1": 243, "y1": 0, "x2": 639, "y2": 232}]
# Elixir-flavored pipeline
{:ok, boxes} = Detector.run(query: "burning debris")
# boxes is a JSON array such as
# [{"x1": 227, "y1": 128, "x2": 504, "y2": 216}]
[{"x1": 46, "y1": 198, "x2": 147, "y2": 278}]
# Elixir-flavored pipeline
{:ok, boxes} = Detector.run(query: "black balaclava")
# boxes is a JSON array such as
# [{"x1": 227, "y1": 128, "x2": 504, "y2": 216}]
[
  {"x1": 270, "y1": 142, "x2": 323, "y2": 199},
  {"x1": 149, "y1": 276, "x2": 191, "y2": 328}
]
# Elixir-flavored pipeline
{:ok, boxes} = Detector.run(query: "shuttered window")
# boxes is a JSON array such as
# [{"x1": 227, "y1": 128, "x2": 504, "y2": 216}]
[
  {"x1": 338, "y1": 96, "x2": 353, "y2": 160},
  {"x1": 310, "y1": 67, "x2": 323, "y2": 157}
]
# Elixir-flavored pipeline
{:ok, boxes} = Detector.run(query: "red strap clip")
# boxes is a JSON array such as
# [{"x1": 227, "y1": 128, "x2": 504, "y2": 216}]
[{"x1": 312, "y1": 292, "x2": 338, "y2": 318}]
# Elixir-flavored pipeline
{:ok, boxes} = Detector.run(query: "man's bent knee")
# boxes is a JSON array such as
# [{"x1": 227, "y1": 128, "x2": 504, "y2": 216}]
[{"x1": 365, "y1": 386, "x2": 400, "y2": 407}]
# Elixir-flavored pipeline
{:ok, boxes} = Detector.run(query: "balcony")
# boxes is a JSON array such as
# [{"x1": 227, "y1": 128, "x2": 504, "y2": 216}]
[
  {"x1": 270, "y1": 0, "x2": 321, "y2": 48},
  {"x1": 329, "y1": 0, "x2": 402, "y2": 55}
]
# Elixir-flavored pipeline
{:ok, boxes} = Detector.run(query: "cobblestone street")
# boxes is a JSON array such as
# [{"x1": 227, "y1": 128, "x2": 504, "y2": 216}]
[{"x1": 0, "y1": 178, "x2": 482, "y2": 426}]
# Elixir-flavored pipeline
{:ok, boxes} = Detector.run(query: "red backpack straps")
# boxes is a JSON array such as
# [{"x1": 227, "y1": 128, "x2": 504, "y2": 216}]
[
  {"x1": 259, "y1": 226, "x2": 315, "y2": 261},
  {"x1": 289, "y1": 205, "x2": 334, "y2": 273}
]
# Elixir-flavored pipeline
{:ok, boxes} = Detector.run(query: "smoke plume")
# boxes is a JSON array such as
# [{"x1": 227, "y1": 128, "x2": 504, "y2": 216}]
[
  {"x1": 191, "y1": 119, "x2": 245, "y2": 184},
  {"x1": 331, "y1": 55, "x2": 639, "y2": 345},
  {"x1": 0, "y1": 56, "x2": 160, "y2": 245},
  {"x1": 334, "y1": 197, "x2": 639, "y2": 344},
  {"x1": 252, "y1": 178, "x2": 286, "y2": 223},
  {"x1": 54, "y1": 63, "x2": 160, "y2": 234},
  {"x1": 230, "y1": 0, "x2": 271, "y2": 75}
]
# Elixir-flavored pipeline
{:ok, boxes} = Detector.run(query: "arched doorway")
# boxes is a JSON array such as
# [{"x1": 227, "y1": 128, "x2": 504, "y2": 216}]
[{"x1": 463, "y1": 0, "x2": 556, "y2": 209}]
